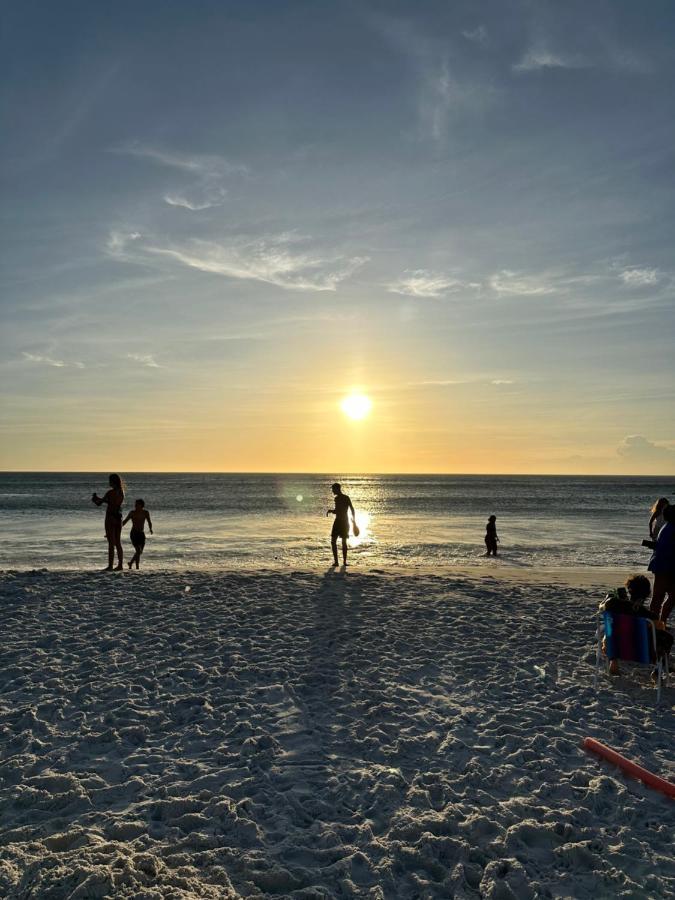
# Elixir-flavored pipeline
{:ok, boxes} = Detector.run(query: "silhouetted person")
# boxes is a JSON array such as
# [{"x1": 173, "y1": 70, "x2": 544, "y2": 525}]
[
  {"x1": 123, "y1": 498, "x2": 153, "y2": 570},
  {"x1": 649, "y1": 503, "x2": 675, "y2": 622},
  {"x1": 649, "y1": 497, "x2": 669, "y2": 540},
  {"x1": 92, "y1": 474, "x2": 124, "y2": 570},
  {"x1": 327, "y1": 482, "x2": 356, "y2": 567},
  {"x1": 485, "y1": 515, "x2": 499, "y2": 556}
]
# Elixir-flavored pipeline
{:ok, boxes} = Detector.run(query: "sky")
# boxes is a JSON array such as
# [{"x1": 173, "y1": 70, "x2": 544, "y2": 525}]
[{"x1": 1, "y1": 0, "x2": 674, "y2": 474}]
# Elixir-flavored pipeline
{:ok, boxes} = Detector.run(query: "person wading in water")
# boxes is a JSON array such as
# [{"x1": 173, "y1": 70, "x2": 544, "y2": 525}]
[{"x1": 326, "y1": 482, "x2": 357, "y2": 567}]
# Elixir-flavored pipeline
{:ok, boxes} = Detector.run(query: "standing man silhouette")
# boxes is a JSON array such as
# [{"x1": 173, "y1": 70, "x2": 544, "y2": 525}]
[{"x1": 327, "y1": 482, "x2": 356, "y2": 567}]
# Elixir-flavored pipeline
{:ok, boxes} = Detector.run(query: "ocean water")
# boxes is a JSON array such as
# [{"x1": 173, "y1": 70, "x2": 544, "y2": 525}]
[{"x1": 0, "y1": 473, "x2": 670, "y2": 572}]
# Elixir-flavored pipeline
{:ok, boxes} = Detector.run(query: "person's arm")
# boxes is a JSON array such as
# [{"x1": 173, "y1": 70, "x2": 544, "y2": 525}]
[
  {"x1": 122, "y1": 512, "x2": 131, "y2": 526},
  {"x1": 146, "y1": 511, "x2": 153, "y2": 533},
  {"x1": 92, "y1": 489, "x2": 109, "y2": 507},
  {"x1": 349, "y1": 499, "x2": 356, "y2": 520}
]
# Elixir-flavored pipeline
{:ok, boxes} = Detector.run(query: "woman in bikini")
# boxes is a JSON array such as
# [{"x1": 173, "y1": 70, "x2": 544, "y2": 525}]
[{"x1": 92, "y1": 473, "x2": 125, "y2": 570}]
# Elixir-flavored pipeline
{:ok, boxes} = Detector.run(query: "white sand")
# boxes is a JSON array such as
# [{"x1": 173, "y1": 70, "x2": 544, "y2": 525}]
[{"x1": 1, "y1": 569, "x2": 673, "y2": 899}]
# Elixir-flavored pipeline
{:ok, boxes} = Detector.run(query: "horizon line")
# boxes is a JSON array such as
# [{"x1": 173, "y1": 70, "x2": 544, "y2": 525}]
[{"x1": 1, "y1": 469, "x2": 673, "y2": 479}]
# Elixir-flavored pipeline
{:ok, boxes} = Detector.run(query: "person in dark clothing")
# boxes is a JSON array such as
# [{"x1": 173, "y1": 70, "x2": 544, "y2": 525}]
[
  {"x1": 485, "y1": 515, "x2": 499, "y2": 556},
  {"x1": 327, "y1": 482, "x2": 356, "y2": 567},
  {"x1": 648, "y1": 504, "x2": 675, "y2": 623},
  {"x1": 122, "y1": 498, "x2": 153, "y2": 570},
  {"x1": 92, "y1": 474, "x2": 125, "y2": 570},
  {"x1": 600, "y1": 573, "x2": 673, "y2": 676}
]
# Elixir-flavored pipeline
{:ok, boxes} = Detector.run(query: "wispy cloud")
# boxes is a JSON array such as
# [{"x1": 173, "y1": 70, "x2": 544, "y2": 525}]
[
  {"x1": 420, "y1": 61, "x2": 493, "y2": 141},
  {"x1": 106, "y1": 230, "x2": 142, "y2": 256},
  {"x1": 491, "y1": 379, "x2": 514, "y2": 385},
  {"x1": 387, "y1": 270, "x2": 478, "y2": 298},
  {"x1": 368, "y1": 15, "x2": 494, "y2": 142},
  {"x1": 164, "y1": 188, "x2": 227, "y2": 211},
  {"x1": 113, "y1": 142, "x2": 248, "y2": 178},
  {"x1": 618, "y1": 266, "x2": 661, "y2": 287},
  {"x1": 411, "y1": 379, "x2": 470, "y2": 387},
  {"x1": 109, "y1": 230, "x2": 367, "y2": 292},
  {"x1": 461, "y1": 25, "x2": 488, "y2": 45},
  {"x1": 22, "y1": 352, "x2": 84, "y2": 369},
  {"x1": 489, "y1": 270, "x2": 557, "y2": 296},
  {"x1": 513, "y1": 48, "x2": 589, "y2": 73},
  {"x1": 126, "y1": 353, "x2": 161, "y2": 368},
  {"x1": 113, "y1": 142, "x2": 246, "y2": 214}
]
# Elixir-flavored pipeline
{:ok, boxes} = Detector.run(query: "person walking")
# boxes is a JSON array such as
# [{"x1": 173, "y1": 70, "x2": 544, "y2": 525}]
[
  {"x1": 326, "y1": 482, "x2": 357, "y2": 567},
  {"x1": 485, "y1": 515, "x2": 499, "y2": 556}
]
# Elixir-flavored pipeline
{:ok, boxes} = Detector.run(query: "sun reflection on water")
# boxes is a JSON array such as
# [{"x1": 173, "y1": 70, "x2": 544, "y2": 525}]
[{"x1": 351, "y1": 510, "x2": 372, "y2": 547}]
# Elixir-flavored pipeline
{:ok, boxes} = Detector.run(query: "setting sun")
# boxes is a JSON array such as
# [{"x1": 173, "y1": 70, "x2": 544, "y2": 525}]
[{"x1": 340, "y1": 394, "x2": 372, "y2": 421}]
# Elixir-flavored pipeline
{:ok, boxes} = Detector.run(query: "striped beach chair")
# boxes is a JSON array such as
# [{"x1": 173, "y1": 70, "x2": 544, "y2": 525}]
[{"x1": 595, "y1": 610, "x2": 667, "y2": 704}]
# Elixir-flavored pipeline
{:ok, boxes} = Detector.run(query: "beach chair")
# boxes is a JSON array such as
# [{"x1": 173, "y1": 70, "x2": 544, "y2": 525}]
[{"x1": 595, "y1": 610, "x2": 668, "y2": 705}]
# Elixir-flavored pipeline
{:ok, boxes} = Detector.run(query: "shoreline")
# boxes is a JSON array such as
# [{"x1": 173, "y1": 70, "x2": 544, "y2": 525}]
[{"x1": 1, "y1": 562, "x2": 635, "y2": 590}]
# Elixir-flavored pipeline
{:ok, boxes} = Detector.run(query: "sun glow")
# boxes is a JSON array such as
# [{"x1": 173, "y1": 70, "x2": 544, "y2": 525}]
[
  {"x1": 340, "y1": 393, "x2": 372, "y2": 420},
  {"x1": 351, "y1": 510, "x2": 371, "y2": 547}
]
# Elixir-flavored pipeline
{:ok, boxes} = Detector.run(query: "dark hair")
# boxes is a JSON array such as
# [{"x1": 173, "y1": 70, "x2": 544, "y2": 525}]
[
  {"x1": 109, "y1": 473, "x2": 123, "y2": 491},
  {"x1": 135, "y1": 498, "x2": 145, "y2": 507},
  {"x1": 625, "y1": 574, "x2": 651, "y2": 601},
  {"x1": 664, "y1": 504, "x2": 675, "y2": 523},
  {"x1": 488, "y1": 515, "x2": 496, "y2": 521},
  {"x1": 331, "y1": 482, "x2": 341, "y2": 492}
]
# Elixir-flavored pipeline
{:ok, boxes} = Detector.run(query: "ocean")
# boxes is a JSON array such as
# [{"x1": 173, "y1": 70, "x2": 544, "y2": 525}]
[{"x1": 0, "y1": 473, "x2": 670, "y2": 572}]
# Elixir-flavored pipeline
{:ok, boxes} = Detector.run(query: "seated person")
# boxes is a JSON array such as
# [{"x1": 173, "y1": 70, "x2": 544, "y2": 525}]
[{"x1": 599, "y1": 574, "x2": 673, "y2": 676}]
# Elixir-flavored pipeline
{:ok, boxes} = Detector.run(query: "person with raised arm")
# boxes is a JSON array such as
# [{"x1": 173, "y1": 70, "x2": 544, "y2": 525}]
[{"x1": 92, "y1": 474, "x2": 125, "y2": 571}]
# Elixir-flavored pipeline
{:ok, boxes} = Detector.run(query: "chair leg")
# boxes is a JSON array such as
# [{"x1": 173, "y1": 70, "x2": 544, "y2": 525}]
[
  {"x1": 595, "y1": 621, "x2": 603, "y2": 690},
  {"x1": 656, "y1": 660, "x2": 662, "y2": 706}
]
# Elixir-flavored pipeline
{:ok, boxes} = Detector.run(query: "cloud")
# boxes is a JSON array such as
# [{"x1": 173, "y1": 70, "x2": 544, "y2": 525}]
[
  {"x1": 114, "y1": 142, "x2": 246, "y2": 213},
  {"x1": 127, "y1": 353, "x2": 161, "y2": 368},
  {"x1": 618, "y1": 266, "x2": 661, "y2": 287},
  {"x1": 22, "y1": 352, "x2": 84, "y2": 369},
  {"x1": 489, "y1": 270, "x2": 557, "y2": 296},
  {"x1": 113, "y1": 142, "x2": 247, "y2": 178},
  {"x1": 617, "y1": 435, "x2": 675, "y2": 465},
  {"x1": 461, "y1": 26, "x2": 488, "y2": 45},
  {"x1": 387, "y1": 270, "x2": 477, "y2": 298},
  {"x1": 513, "y1": 48, "x2": 590, "y2": 73},
  {"x1": 491, "y1": 379, "x2": 514, "y2": 385},
  {"x1": 125, "y1": 233, "x2": 368, "y2": 292},
  {"x1": 106, "y1": 230, "x2": 142, "y2": 256},
  {"x1": 420, "y1": 61, "x2": 493, "y2": 141},
  {"x1": 414, "y1": 379, "x2": 468, "y2": 387},
  {"x1": 164, "y1": 189, "x2": 227, "y2": 211},
  {"x1": 367, "y1": 15, "x2": 494, "y2": 142}
]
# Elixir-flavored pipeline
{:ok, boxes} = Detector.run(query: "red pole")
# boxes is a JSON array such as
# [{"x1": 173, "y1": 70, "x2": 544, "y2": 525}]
[{"x1": 583, "y1": 737, "x2": 675, "y2": 800}]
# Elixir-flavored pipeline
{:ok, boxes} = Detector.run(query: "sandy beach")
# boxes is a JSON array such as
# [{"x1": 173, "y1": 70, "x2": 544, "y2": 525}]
[{"x1": 1, "y1": 568, "x2": 673, "y2": 899}]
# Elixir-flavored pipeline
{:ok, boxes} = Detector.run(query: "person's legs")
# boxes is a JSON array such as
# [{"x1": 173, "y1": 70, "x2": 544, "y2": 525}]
[
  {"x1": 341, "y1": 536, "x2": 348, "y2": 566},
  {"x1": 331, "y1": 536, "x2": 339, "y2": 566},
  {"x1": 128, "y1": 542, "x2": 139, "y2": 569},
  {"x1": 105, "y1": 521, "x2": 114, "y2": 569},
  {"x1": 654, "y1": 574, "x2": 675, "y2": 622},
  {"x1": 650, "y1": 574, "x2": 667, "y2": 618},
  {"x1": 112, "y1": 521, "x2": 123, "y2": 570}
]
